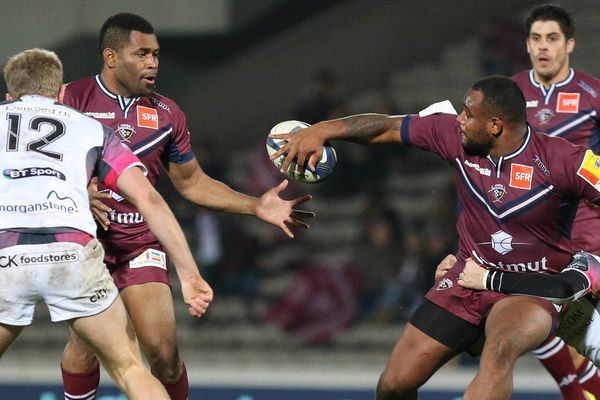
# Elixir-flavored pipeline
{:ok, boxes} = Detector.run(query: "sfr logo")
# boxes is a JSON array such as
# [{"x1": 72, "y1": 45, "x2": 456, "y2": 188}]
[
  {"x1": 137, "y1": 106, "x2": 159, "y2": 129},
  {"x1": 509, "y1": 164, "x2": 534, "y2": 190},
  {"x1": 556, "y1": 93, "x2": 580, "y2": 113}
]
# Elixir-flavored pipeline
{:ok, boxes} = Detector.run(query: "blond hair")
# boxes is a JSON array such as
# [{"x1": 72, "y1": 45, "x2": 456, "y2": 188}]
[{"x1": 3, "y1": 48, "x2": 63, "y2": 99}]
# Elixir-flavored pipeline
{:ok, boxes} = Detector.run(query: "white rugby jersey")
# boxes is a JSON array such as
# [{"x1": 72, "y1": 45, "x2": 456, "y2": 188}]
[{"x1": 0, "y1": 95, "x2": 144, "y2": 235}]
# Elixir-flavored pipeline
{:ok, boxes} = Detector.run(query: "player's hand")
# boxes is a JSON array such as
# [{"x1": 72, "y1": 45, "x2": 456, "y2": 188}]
[
  {"x1": 181, "y1": 275, "x2": 213, "y2": 318},
  {"x1": 87, "y1": 177, "x2": 113, "y2": 231},
  {"x1": 458, "y1": 258, "x2": 487, "y2": 290},
  {"x1": 434, "y1": 254, "x2": 457, "y2": 281},
  {"x1": 256, "y1": 179, "x2": 315, "y2": 238},
  {"x1": 269, "y1": 124, "x2": 327, "y2": 174}
]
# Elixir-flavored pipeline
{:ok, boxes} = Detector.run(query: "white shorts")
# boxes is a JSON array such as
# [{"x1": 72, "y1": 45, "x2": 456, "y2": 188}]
[
  {"x1": 557, "y1": 295, "x2": 600, "y2": 367},
  {"x1": 0, "y1": 239, "x2": 118, "y2": 325}
]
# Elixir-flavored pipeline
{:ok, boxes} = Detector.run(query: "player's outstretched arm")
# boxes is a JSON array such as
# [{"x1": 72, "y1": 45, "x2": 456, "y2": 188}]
[
  {"x1": 269, "y1": 114, "x2": 404, "y2": 173},
  {"x1": 116, "y1": 166, "x2": 213, "y2": 317},
  {"x1": 458, "y1": 257, "x2": 592, "y2": 304},
  {"x1": 168, "y1": 158, "x2": 314, "y2": 238}
]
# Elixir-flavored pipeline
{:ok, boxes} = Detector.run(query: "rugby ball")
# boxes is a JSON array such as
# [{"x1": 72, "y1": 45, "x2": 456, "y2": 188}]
[{"x1": 266, "y1": 120, "x2": 337, "y2": 183}]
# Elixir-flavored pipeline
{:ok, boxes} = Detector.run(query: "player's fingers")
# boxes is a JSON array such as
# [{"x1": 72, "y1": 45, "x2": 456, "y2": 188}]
[
  {"x1": 295, "y1": 153, "x2": 308, "y2": 175},
  {"x1": 92, "y1": 210, "x2": 110, "y2": 230},
  {"x1": 272, "y1": 179, "x2": 288, "y2": 194},
  {"x1": 287, "y1": 218, "x2": 310, "y2": 230},
  {"x1": 280, "y1": 223, "x2": 294, "y2": 239},
  {"x1": 291, "y1": 195, "x2": 313, "y2": 207},
  {"x1": 307, "y1": 153, "x2": 321, "y2": 172},
  {"x1": 280, "y1": 149, "x2": 297, "y2": 172},
  {"x1": 291, "y1": 209, "x2": 315, "y2": 219},
  {"x1": 91, "y1": 200, "x2": 112, "y2": 213}
]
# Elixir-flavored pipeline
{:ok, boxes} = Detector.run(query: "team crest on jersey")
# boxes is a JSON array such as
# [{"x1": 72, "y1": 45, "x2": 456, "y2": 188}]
[
  {"x1": 488, "y1": 184, "x2": 507, "y2": 202},
  {"x1": 137, "y1": 106, "x2": 159, "y2": 129},
  {"x1": 509, "y1": 164, "x2": 534, "y2": 190},
  {"x1": 577, "y1": 149, "x2": 600, "y2": 190},
  {"x1": 556, "y1": 92, "x2": 580, "y2": 113},
  {"x1": 534, "y1": 108, "x2": 554, "y2": 125},
  {"x1": 436, "y1": 278, "x2": 453, "y2": 291},
  {"x1": 116, "y1": 124, "x2": 136, "y2": 142}
]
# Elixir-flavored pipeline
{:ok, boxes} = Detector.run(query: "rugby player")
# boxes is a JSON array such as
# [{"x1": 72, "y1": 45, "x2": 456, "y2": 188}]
[
  {"x1": 270, "y1": 75, "x2": 600, "y2": 399},
  {"x1": 59, "y1": 13, "x2": 314, "y2": 400},
  {"x1": 512, "y1": 5, "x2": 600, "y2": 397},
  {"x1": 0, "y1": 48, "x2": 212, "y2": 399}
]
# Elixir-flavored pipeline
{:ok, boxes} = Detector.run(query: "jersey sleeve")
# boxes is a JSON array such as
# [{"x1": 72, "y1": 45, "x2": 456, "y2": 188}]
[
  {"x1": 98, "y1": 125, "x2": 147, "y2": 191},
  {"x1": 564, "y1": 145, "x2": 600, "y2": 206},
  {"x1": 400, "y1": 114, "x2": 463, "y2": 161},
  {"x1": 166, "y1": 105, "x2": 194, "y2": 164}
]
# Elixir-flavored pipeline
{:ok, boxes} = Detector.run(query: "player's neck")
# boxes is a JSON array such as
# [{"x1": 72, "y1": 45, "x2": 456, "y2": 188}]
[
  {"x1": 100, "y1": 70, "x2": 134, "y2": 98},
  {"x1": 533, "y1": 65, "x2": 571, "y2": 88},
  {"x1": 490, "y1": 125, "x2": 528, "y2": 158}
]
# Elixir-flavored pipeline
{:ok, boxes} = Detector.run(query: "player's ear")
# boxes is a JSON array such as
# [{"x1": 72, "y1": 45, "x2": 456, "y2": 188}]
[
  {"x1": 5, "y1": 93, "x2": 12, "y2": 101},
  {"x1": 566, "y1": 37, "x2": 575, "y2": 55},
  {"x1": 490, "y1": 117, "x2": 503, "y2": 137},
  {"x1": 103, "y1": 48, "x2": 117, "y2": 68}
]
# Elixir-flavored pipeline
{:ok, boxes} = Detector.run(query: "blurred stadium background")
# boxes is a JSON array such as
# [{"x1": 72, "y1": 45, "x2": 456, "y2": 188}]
[{"x1": 1, "y1": 0, "x2": 599, "y2": 398}]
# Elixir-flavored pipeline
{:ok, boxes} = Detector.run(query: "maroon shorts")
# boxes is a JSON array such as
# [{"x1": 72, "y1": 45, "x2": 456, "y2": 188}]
[
  {"x1": 106, "y1": 242, "x2": 171, "y2": 290},
  {"x1": 426, "y1": 260, "x2": 562, "y2": 326}
]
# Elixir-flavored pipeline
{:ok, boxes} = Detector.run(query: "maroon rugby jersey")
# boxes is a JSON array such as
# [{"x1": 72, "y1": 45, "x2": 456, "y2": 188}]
[
  {"x1": 62, "y1": 75, "x2": 194, "y2": 264},
  {"x1": 401, "y1": 114, "x2": 600, "y2": 277},
  {"x1": 513, "y1": 69, "x2": 600, "y2": 253}
]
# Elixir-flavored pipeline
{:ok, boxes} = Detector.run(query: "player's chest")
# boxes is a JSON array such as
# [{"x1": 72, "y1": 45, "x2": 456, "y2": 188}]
[
  {"x1": 456, "y1": 156, "x2": 558, "y2": 220},
  {"x1": 524, "y1": 89, "x2": 596, "y2": 130}
]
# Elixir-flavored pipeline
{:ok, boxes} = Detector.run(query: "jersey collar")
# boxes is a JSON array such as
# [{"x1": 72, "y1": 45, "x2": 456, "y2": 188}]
[
  {"x1": 528, "y1": 68, "x2": 575, "y2": 103},
  {"x1": 94, "y1": 74, "x2": 139, "y2": 117},
  {"x1": 486, "y1": 126, "x2": 531, "y2": 178}
]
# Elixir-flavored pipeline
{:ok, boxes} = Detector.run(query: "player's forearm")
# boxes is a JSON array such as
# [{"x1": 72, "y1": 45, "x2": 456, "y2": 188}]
[
  {"x1": 484, "y1": 269, "x2": 589, "y2": 304},
  {"x1": 179, "y1": 174, "x2": 258, "y2": 216},
  {"x1": 316, "y1": 114, "x2": 402, "y2": 144},
  {"x1": 138, "y1": 191, "x2": 201, "y2": 280}
]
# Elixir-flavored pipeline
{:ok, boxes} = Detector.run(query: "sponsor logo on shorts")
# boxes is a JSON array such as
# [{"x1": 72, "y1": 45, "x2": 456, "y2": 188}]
[
  {"x1": 0, "y1": 251, "x2": 79, "y2": 268},
  {"x1": 509, "y1": 163, "x2": 534, "y2": 190},
  {"x1": 577, "y1": 149, "x2": 600, "y2": 190},
  {"x1": 136, "y1": 106, "x2": 158, "y2": 129},
  {"x1": 556, "y1": 92, "x2": 580, "y2": 113},
  {"x1": 0, "y1": 191, "x2": 78, "y2": 215},
  {"x1": 89, "y1": 288, "x2": 109, "y2": 303},
  {"x1": 3, "y1": 167, "x2": 66, "y2": 181},
  {"x1": 129, "y1": 249, "x2": 166, "y2": 270},
  {"x1": 84, "y1": 111, "x2": 115, "y2": 119},
  {"x1": 436, "y1": 278, "x2": 453, "y2": 291}
]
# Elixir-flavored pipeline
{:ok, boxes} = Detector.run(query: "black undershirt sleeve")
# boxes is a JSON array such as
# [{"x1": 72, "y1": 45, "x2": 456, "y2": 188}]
[{"x1": 485, "y1": 269, "x2": 589, "y2": 304}]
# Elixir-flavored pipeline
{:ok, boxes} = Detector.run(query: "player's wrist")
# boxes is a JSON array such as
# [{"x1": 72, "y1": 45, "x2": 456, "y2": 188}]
[{"x1": 482, "y1": 270, "x2": 490, "y2": 290}]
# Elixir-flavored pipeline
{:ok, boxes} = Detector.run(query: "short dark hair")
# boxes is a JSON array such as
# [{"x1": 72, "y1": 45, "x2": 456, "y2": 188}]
[
  {"x1": 471, "y1": 75, "x2": 527, "y2": 125},
  {"x1": 525, "y1": 4, "x2": 575, "y2": 39},
  {"x1": 99, "y1": 13, "x2": 155, "y2": 53}
]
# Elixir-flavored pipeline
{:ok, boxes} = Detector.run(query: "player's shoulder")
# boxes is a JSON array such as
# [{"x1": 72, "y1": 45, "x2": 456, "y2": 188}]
[
  {"x1": 573, "y1": 69, "x2": 600, "y2": 92},
  {"x1": 511, "y1": 69, "x2": 530, "y2": 84},
  {"x1": 532, "y1": 128, "x2": 585, "y2": 160},
  {"x1": 147, "y1": 91, "x2": 184, "y2": 116},
  {"x1": 63, "y1": 76, "x2": 96, "y2": 94}
]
